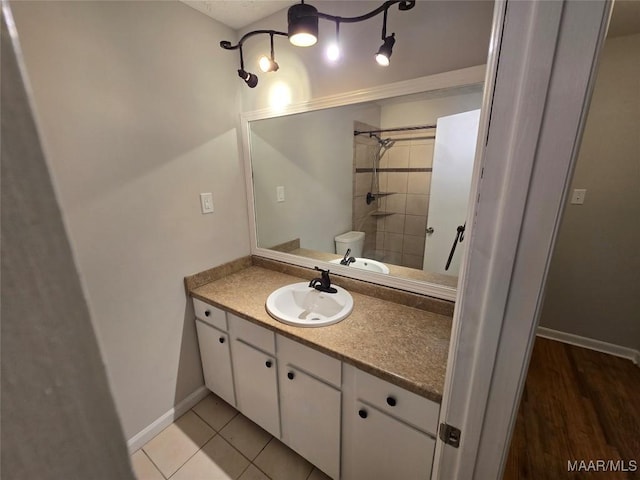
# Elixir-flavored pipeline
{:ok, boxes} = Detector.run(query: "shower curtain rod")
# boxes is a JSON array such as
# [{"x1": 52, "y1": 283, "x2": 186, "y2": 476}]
[{"x1": 353, "y1": 124, "x2": 436, "y2": 136}]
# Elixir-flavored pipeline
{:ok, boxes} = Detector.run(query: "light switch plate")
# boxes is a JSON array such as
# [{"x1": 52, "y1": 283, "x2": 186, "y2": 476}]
[
  {"x1": 277, "y1": 186, "x2": 285, "y2": 203},
  {"x1": 200, "y1": 193, "x2": 214, "y2": 213},
  {"x1": 570, "y1": 188, "x2": 586, "y2": 205}
]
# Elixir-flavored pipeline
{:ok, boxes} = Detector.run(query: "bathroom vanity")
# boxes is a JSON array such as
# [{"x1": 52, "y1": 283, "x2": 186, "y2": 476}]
[{"x1": 186, "y1": 258, "x2": 452, "y2": 480}]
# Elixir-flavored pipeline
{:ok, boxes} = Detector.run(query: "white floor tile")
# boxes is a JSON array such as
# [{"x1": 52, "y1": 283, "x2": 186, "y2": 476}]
[
  {"x1": 192, "y1": 393, "x2": 238, "y2": 431},
  {"x1": 238, "y1": 464, "x2": 270, "y2": 480},
  {"x1": 220, "y1": 414, "x2": 272, "y2": 460},
  {"x1": 253, "y1": 438, "x2": 313, "y2": 480},
  {"x1": 142, "y1": 410, "x2": 214, "y2": 477},
  {"x1": 308, "y1": 467, "x2": 333, "y2": 480},
  {"x1": 130, "y1": 450, "x2": 164, "y2": 480},
  {"x1": 171, "y1": 435, "x2": 249, "y2": 480}
]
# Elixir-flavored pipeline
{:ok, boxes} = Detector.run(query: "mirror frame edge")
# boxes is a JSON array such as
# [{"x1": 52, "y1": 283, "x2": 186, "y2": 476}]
[{"x1": 241, "y1": 65, "x2": 487, "y2": 302}]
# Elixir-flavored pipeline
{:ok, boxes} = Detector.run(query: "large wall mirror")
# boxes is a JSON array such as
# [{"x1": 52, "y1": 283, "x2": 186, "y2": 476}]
[{"x1": 243, "y1": 68, "x2": 488, "y2": 300}]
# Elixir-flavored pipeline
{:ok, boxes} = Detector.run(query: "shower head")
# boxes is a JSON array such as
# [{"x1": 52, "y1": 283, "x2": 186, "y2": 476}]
[{"x1": 372, "y1": 134, "x2": 395, "y2": 148}]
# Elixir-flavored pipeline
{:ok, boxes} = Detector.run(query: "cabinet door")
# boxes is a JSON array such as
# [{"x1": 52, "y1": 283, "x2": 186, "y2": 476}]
[
  {"x1": 195, "y1": 320, "x2": 235, "y2": 406},
  {"x1": 231, "y1": 339, "x2": 280, "y2": 437},
  {"x1": 280, "y1": 366, "x2": 341, "y2": 479},
  {"x1": 342, "y1": 402, "x2": 435, "y2": 480}
]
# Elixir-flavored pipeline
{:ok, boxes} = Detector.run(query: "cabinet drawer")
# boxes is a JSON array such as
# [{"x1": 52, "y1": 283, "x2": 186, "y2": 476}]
[
  {"x1": 229, "y1": 313, "x2": 275, "y2": 355},
  {"x1": 277, "y1": 334, "x2": 341, "y2": 388},
  {"x1": 353, "y1": 366, "x2": 439, "y2": 436},
  {"x1": 193, "y1": 298, "x2": 227, "y2": 331}
]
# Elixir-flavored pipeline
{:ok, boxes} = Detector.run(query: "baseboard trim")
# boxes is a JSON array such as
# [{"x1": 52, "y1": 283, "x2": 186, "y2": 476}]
[
  {"x1": 127, "y1": 386, "x2": 209, "y2": 453},
  {"x1": 537, "y1": 327, "x2": 640, "y2": 365}
]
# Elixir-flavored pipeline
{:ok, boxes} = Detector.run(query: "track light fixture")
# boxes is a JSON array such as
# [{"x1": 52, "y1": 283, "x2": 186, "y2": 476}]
[
  {"x1": 238, "y1": 68, "x2": 258, "y2": 88},
  {"x1": 288, "y1": 2, "x2": 319, "y2": 47},
  {"x1": 259, "y1": 33, "x2": 280, "y2": 72},
  {"x1": 220, "y1": 1, "x2": 416, "y2": 87},
  {"x1": 376, "y1": 34, "x2": 395, "y2": 66},
  {"x1": 375, "y1": 7, "x2": 395, "y2": 66},
  {"x1": 229, "y1": 41, "x2": 260, "y2": 88}
]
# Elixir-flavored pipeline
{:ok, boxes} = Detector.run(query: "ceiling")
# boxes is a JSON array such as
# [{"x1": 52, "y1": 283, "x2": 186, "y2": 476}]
[
  {"x1": 181, "y1": 1, "x2": 296, "y2": 30},
  {"x1": 182, "y1": 0, "x2": 640, "y2": 37}
]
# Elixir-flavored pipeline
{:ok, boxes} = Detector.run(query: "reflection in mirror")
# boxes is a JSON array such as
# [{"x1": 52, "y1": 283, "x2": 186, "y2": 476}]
[{"x1": 250, "y1": 84, "x2": 483, "y2": 288}]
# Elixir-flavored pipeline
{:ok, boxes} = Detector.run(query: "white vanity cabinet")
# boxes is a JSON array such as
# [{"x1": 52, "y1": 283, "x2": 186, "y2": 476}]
[
  {"x1": 192, "y1": 298, "x2": 441, "y2": 480},
  {"x1": 229, "y1": 313, "x2": 281, "y2": 438},
  {"x1": 277, "y1": 334, "x2": 342, "y2": 480},
  {"x1": 193, "y1": 299, "x2": 235, "y2": 406},
  {"x1": 341, "y1": 364, "x2": 439, "y2": 480}
]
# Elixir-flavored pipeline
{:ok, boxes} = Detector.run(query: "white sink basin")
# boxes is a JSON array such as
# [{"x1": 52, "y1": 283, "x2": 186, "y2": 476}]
[
  {"x1": 266, "y1": 282, "x2": 353, "y2": 327},
  {"x1": 330, "y1": 257, "x2": 390, "y2": 274}
]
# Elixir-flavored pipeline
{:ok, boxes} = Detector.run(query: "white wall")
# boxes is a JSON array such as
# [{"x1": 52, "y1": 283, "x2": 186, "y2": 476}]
[
  {"x1": 11, "y1": 1, "x2": 251, "y2": 439},
  {"x1": 539, "y1": 33, "x2": 640, "y2": 351},
  {"x1": 2, "y1": 10, "x2": 134, "y2": 477},
  {"x1": 251, "y1": 104, "x2": 380, "y2": 252},
  {"x1": 237, "y1": 1, "x2": 494, "y2": 111},
  {"x1": 379, "y1": 87, "x2": 484, "y2": 128}
]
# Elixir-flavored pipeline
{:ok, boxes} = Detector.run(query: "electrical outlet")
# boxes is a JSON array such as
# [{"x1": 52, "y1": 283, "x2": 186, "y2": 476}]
[
  {"x1": 570, "y1": 188, "x2": 586, "y2": 205},
  {"x1": 200, "y1": 193, "x2": 214, "y2": 213},
  {"x1": 277, "y1": 186, "x2": 285, "y2": 203}
]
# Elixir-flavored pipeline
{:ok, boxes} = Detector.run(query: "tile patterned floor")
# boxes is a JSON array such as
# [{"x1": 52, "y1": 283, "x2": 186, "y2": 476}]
[{"x1": 131, "y1": 393, "x2": 332, "y2": 480}]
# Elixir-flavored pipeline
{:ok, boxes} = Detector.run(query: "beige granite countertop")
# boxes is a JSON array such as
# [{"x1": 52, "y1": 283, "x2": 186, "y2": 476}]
[{"x1": 190, "y1": 265, "x2": 452, "y2": 404}]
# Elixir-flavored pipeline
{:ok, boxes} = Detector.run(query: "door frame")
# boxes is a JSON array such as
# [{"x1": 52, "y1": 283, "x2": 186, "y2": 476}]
[{"x1": 433, "y1": 0, "x2": 613, "y2": 478}]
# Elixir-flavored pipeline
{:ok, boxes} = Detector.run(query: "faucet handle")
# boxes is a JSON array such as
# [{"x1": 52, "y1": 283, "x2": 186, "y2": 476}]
[{"x1": 311, "y1": 267, "x2": 337, "y2": 293}]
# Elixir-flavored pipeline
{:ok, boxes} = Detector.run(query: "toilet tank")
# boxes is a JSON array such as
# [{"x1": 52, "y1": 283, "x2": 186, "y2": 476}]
[{"x1": 335, "y1": 231, "x2": 365, "y2": 258}]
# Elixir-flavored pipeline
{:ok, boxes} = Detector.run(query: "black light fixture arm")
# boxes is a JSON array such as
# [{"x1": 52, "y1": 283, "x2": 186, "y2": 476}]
[
  {"x1": 381, "y1": 7, "x2": 389, "y2": 39},
  {"x1": 220, "y1": 30, "x2": 288, "y2": 52},
  {"x1": 269, "y1": 32, "x2": 276, "y2": 61},
  {"x1": 314, "y1": 1, "x2": 415, "y2": 25}
]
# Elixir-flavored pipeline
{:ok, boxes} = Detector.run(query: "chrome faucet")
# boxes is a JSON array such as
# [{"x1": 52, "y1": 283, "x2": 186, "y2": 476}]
[
  {"x1": 309, "y1": 267, "x2": 337, "y2": 294},
  {"x1": 340, "y1": 248, "x2": 356, "y2": 266}
]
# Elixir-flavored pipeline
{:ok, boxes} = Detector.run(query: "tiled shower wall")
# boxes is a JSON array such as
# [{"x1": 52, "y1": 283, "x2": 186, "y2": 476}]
[
  {"x1": 376, "y1": 133, "x2": 434, "y2": 268},
  {"x1": 352, "y1": 122, "x2": 435, "y2": 268},
  {"x1": 352, "y1": 121, "x2": 379, "y2": 258}
]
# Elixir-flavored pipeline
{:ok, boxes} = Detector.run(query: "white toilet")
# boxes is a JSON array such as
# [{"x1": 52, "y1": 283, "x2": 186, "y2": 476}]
[{"x1": 334, "y1": 231, "x2": 365, "y2": 258}]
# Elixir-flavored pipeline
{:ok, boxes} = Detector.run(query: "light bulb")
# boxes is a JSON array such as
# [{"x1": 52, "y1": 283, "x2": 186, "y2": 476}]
[
  {"x1": 326, "y1": 43, "x2": 340, "y2": 62},
  {"x1": 290, "y1": 32, "x2": 317, "y2": 47},
  {"x1": 375, "y1": 53, "x2": 390, "y2": 66},
  {"x1": 258, "y1": 55, "x2": 279, "y2": 73},
  {"x1": 259, "y1": 55, "x2": 271, "y2": 72}
]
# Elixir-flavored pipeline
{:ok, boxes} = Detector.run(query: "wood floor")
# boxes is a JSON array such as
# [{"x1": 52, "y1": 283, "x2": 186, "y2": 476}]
[{"x1": 504, "y1": 337, "x2": 640, "y2": 480}]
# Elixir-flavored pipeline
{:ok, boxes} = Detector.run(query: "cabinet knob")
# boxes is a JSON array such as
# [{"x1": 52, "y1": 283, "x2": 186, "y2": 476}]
[
  {"x1": 218, "y1": 337, "x2": 225, "y2": 344},
  {"x1": 265, "y1": 360, "x2": 272, "y2": 368},
  {"x1": 358, "y1": 409, "x2": 368, "y2": 419},
  {"x1": 287, "y1": 371, "x2": 295, "y2": 380},
  {"x1": 204, "y1": 310, "x2": 211, "y2": 317},
  {"x1": 386, "y1": 396, "x2": 397, "y2": 407}
]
